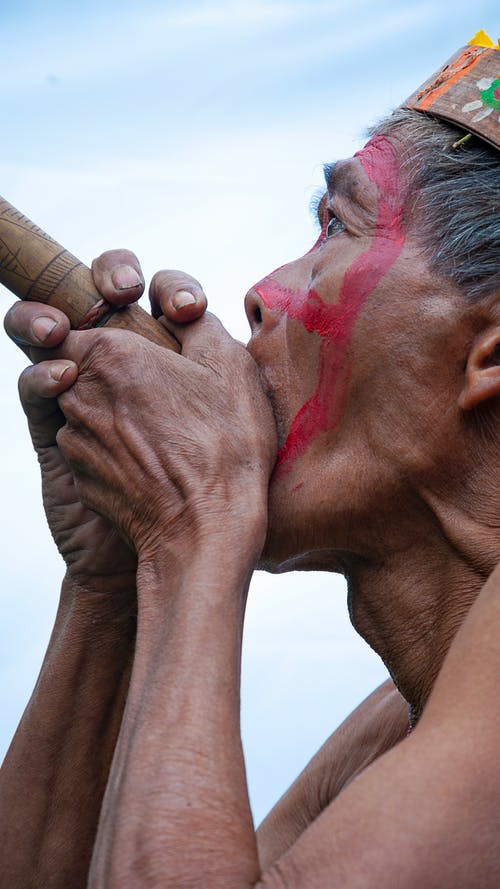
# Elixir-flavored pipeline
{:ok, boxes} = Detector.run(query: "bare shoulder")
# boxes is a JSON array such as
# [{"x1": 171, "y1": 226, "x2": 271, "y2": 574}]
[{"x1": 257, "y1": 678, "x2": 408, "y2": 869}]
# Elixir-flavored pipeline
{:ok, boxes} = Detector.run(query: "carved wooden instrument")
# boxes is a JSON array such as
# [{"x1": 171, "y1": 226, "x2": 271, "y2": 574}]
[{"x1": 0, "y1": 195, "x2": 179, "y2": 351}]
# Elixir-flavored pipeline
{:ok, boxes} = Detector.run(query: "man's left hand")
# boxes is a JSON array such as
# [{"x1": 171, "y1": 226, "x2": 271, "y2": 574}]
[{"x1": 51, "y1": 305, "x2": 277, "y2": 563}]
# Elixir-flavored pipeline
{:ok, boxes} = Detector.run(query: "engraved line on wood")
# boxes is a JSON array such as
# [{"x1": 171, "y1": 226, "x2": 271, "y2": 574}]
[
  {"x1": 24, "y1": 249, "x2": 84, "y2": 303},
  {"x1": 36, "y1": 258, "x2": 85, "y2": 303},
  {"x1": 0, "y1": 202, "x2": 58, "y2": 244},
  {"x1": 0, "y1": 238, "x2": 32, "y2": 281}
]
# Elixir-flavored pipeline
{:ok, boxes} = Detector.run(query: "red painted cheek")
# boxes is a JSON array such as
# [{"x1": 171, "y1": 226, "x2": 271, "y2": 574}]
[{"x1": 254, "y1": 135, "x2": 406, "y2": 479}]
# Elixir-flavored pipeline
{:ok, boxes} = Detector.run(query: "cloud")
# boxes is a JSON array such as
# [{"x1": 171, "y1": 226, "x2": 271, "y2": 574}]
[{"x1": 0, "y1": 0, "x2": 438, "y2": 97}]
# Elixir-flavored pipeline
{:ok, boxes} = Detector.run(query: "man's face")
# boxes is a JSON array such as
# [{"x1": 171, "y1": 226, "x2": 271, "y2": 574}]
[{"x1": 245, "y1": 135, "x2": 466, "y2": 570}]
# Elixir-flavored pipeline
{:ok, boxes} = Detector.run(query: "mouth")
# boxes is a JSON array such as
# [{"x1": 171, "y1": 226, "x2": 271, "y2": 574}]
[{"x1": 255, "y1": 366, "x2": 290, "y2": 453}]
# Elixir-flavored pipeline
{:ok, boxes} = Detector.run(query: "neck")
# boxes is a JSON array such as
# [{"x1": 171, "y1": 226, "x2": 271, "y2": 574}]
[{"x1": 345, "y1": 491, "x2": 495, "y2": 723}]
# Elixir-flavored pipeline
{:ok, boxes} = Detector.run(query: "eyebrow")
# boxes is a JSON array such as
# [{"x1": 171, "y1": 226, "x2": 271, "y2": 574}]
[
  {"x1": 323, "y1": 162, "x2": 338, "y2": 192},
  {"x1": 323, "y1": 161, "x2": 354, "y2": 198},
  {"x1": 311, "y1": 163, "x2": 347, "y2": 227}
]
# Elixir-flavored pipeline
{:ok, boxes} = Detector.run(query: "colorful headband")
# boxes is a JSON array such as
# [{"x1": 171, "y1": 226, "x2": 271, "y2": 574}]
[{"x1": 403, "y1": 30, "x2": 500, "y2": 152}]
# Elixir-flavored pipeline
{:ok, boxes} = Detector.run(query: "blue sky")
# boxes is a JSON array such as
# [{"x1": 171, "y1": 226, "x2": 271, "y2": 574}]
[{"x1": 0, "y1": 0, "x2": 498, "y2": 822}]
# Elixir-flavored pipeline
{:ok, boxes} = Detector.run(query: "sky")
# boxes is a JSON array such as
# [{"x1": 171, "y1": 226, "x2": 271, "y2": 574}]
[{"x1": 0, "y1": 0, "x2": 497, "y2": 824}]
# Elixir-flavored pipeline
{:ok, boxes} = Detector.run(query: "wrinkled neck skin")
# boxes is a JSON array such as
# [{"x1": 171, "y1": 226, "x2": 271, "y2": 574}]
[
  {"x1": 345, "y1": 499, "x2": 494, "y2": 726},
  {"x1": 278, "y1": 477, "x2": 498, "y2": 726},
  {"x1": 253, "y1": 136, "x2": 497, "y2": 722}
]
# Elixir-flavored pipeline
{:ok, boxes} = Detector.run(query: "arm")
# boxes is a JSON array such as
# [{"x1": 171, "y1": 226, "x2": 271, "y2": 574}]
[
  {"x1": 92, "y1": 548, "x2": 500, "y2": 889},
  {"x1": 54, "y1": 312, "x2": 500, "y2": 888},
  {"x1": 92, "y1": 541, "x2": 263, "y2": 888},
  {"x1": 0, "y1": 257, "x2": 207, "y2": 889},
  {"x1": 91, "y1": 560, "x2": 408, "y2": 888},
  {"x1": 0, "y1": 576, "x2": 135, "y2": 889},
  {"x1": 48, "y1": 312, "x2": 275, "y2": 888},
  {"x1": 1, "y1": 264, "x2": 137, "y2": 889}
]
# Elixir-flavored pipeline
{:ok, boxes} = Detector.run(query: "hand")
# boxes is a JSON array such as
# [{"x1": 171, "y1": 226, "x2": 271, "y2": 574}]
[
  {"x1": 51, "y1": 305, "x2": 277, "y2": 564},
  {"x1": 4, "y1": 251, "x2": 209, "y2": 586}
]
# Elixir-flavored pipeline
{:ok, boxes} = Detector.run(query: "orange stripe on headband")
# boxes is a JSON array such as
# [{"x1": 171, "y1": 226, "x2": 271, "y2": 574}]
[
  {"x1": 403, "y1": 36, "x2": 500, "y2": 153},
  {"x1": 413, "y1": 46, "x2": 486, "y2": 111}
]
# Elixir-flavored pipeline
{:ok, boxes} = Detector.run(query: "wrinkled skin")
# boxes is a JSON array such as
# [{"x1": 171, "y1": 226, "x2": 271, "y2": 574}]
[
  {"x1": 4, "y1": 130, "x2": 500, "y2": 889},
  {"x1": 51, "y1": 314, "x2": 277, "y2": 562},
  {"x1": 1, "y1": 253, "x2": 219, "y2": 889},
  {"x1": 245, "y1": 137, "x2": 477, "y2": 573},
  {"x1": 5, "y1": 256, "x2": 210, "y2": 586}
]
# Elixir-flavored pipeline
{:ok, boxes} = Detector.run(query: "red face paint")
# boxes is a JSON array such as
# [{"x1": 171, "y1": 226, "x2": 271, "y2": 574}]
[{"x1": 254, "y1": 136, "x2": 405, "y2": 478}]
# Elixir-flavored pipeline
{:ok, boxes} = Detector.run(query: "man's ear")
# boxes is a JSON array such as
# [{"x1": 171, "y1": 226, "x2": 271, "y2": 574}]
[{"x1": 459, "y1": 328, "x2": 500, "y2": 411}]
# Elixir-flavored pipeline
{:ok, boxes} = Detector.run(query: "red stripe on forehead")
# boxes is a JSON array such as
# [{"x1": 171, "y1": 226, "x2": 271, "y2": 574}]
[
  {"x1": 255, "y1": 136, "x2": 405, "y2": 477},
  {"x1": 326, "y1": 136, "x2": 405, "y2": 330},
  {"x1": 352, "y1": 135, "x2": 405, "y2": 289}
]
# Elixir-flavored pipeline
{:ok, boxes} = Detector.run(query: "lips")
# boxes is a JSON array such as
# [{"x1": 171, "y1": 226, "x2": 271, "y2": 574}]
[{"x1": 255, "y1": 367, "x2": 289, "y2": 453}]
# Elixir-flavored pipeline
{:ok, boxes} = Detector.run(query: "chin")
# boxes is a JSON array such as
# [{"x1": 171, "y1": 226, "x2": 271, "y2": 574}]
[
  {"x1": 260, "y1": 463, "x2": 354, "y2": 574},
  {"x1": 259, "y1": 489, "x2": 346, "y2": 574}
]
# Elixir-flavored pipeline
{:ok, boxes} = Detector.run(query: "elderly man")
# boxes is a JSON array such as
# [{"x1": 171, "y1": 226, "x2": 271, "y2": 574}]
[{"x1": 1, "y1": 35, "x2": 500, "y2": 888}]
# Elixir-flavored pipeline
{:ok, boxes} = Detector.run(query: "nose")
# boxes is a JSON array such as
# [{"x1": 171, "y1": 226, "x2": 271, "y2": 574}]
[{"x1": 244, "y1": 288, "x2": 266, "y2": 336}]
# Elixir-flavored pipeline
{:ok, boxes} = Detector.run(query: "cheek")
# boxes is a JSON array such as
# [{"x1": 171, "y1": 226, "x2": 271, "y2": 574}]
[
  {"x1": 253, "y1": 275, "x2": 358, "y2": 477},
  {"x1": 255, "y1": 135, "x2": 406, "y2": 478}
]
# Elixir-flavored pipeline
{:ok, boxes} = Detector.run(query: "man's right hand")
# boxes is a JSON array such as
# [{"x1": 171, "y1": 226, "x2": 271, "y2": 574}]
[{"x1": 3, "y1": 249, "x2": 208, "y2": 588}]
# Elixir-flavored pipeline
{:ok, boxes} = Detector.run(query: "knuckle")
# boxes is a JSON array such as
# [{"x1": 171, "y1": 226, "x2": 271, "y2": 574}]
[
  {"x1": 73, "y1": 475, "x2": 91, "y2": 506},
  {"x1": 149, "y1": 269, "x2": 170, "y2": 295},
  {"x1": 117, "y1": 249, "x2": 141, "y2": 269},
  {"x1": 87, "y1": 328, "x2": 122, "y2": 361},
  {"x1": 96, "y1": 328, "x2": 133, "y2": 360},
  {"x1": 92, "y1": 249, "x2": 141, "y2": 272},
  {"x1": 203, "y1": 311, "x2": 221, "y2": 326},
  {"x1": 17, "y1": 364, "x2": 34, "y2": 400},
  {"x1": 92, "y1": 250, "x2": 117, "y2": 270},
  {"x1": 55, "y1": 423, "x2": 69, "y2": 452},
  {"x1": 3, "y1": 303, "x2": 29, "y2": 344},
  {"x1": 3, "y1": 303, "x2": 18, "y2": 335},
  {"x1": 202, "y1": 313, "x2": 232, "y2": 345},
  {"x1": 57, "y1": 389, "x2": 79, "y2": 422},
  {"x1": 151, "y1": 269, "x2": 201, "y2": 295},
  {"x1": 80, "y1": 329, "x2": 135, "y2": 383},
  {"x1": 88, "y1": 327, "x2": 111, "y2": 353},
  {"x1": 56, "y1": 422, "x2": 84, "y2": 465}
]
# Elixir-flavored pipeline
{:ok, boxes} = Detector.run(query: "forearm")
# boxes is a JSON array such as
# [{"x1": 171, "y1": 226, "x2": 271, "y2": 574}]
[
  {"x1": 0, "y1": 574, "x2": 136, "y2": 889},
  {"x1": 90, "y1": 539, "x2": 263, "y2": 889}
]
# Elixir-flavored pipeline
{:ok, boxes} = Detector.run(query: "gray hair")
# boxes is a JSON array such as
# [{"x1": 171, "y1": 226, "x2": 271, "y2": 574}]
[{"x1": 369, "y1": 108, "x2": 500, "y2": 300}]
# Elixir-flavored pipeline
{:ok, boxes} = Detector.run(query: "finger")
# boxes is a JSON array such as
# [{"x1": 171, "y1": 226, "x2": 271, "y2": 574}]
[
  {"x1": 4, "y1": 301, "x2": 71, "y2": 358},
  {"x1": 48, "y1": 326, "x2": 141, "y2": 371},
  {"x1": 149, "y1": 270, "x2": 207, "y2": 323},
  {"x1": 18, "y1": 360, "x2": 78, "y2": 447},
  {"x1": 91, "y1": 250, "x2": 145, "y2": 307},
  {"x1": 160, "y1": 311, "x2": 236, "y2": 364}
]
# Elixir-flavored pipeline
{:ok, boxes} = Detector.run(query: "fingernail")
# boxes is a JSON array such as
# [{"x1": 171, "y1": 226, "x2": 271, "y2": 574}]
[
  {"x1": 32, "y1": 316, "x2": 58, "y2": 342},
  {"x1": 173, "y1": 290, "x2": 196, "y2": 310},
  {"x1": 50, "y1": 362, "x2": 73, "y2": 382},
  {"x1": 111, "y1": 265, "x2": 142, "y2": 290}
]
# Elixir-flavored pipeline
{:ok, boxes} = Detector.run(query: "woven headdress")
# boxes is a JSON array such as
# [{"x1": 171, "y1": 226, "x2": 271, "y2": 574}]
[{"x1": 403, "y1": 30, "x2": 500, "y2": 151}]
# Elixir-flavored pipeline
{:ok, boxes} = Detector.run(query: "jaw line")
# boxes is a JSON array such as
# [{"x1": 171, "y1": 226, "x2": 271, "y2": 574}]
[{"x1": 260, "y1": 548, "x2": 353, "y2": 575}]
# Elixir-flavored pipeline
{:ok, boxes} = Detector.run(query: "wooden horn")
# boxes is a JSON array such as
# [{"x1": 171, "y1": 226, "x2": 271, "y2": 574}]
[{"x1": 0, "y1": 195, "x2": 179, "y2": 351}]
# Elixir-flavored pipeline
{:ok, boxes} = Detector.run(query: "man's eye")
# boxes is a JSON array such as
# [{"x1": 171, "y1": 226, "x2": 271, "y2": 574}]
[{"x1": 326, "y1": 215, "x2": 346, "y2": 238}]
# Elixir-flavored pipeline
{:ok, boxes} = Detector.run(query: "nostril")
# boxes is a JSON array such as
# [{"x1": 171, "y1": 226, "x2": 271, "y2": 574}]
[{"x1": 245, "y1": 291, "x2": 265, "y2": 331}]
